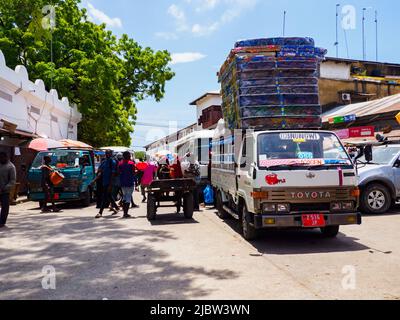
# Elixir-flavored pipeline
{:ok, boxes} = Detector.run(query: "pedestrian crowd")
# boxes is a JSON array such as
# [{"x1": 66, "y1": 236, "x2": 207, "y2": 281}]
[
  {"x1": 0, "y1": 149, "x2": 204, "y2": 228},
  {"x1": 92, "y1": 150, "x2": 202, "y2": 219}
]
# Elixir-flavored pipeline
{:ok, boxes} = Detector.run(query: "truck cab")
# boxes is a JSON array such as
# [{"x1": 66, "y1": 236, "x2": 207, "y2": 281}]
[
  {"x1": 27, "y1": 148, "x2": 96, "y2": 206},
  {"x1": 212, "y1": 128, "x2": 361, "y2": 240}
]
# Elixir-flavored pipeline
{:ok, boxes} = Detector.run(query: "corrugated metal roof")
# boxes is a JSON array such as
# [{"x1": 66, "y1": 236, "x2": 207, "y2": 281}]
[{"x1": 322, "y1": 93, "x2": 400, "y2": 122}]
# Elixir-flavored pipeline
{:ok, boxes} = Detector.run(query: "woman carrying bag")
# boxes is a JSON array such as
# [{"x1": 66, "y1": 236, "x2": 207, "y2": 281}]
[{"x1": 41, "y1": 156, "x2": 62, "y2": 213}]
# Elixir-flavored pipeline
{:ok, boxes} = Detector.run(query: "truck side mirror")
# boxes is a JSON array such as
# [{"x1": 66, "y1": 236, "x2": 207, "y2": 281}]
[{"x1": 364, "y1": 145, "x2": 373, "y2": 163}]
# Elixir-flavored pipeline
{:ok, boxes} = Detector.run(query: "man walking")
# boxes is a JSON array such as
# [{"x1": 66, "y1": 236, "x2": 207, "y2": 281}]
[
  {"x1": 41, "y1": 156, "x2": 60, "y2": 213},
  {"x1": 118, "y1": 151, "x2": 136, "y2": 218},
  {"x1": 95, "y1": 150, "x2": 118, "y2": 219},
  {"x1": 0, "y1": 152, "x2": 16, "y2": 228}
]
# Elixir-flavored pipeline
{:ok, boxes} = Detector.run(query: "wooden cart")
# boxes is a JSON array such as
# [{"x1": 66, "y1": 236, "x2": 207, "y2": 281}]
[{"x1": 146, "y1": 178, "x2": 196, "y2": 221}]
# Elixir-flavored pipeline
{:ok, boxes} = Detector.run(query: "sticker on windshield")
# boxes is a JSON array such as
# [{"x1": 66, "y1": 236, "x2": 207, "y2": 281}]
[
  {"x1": 279, "y1": 133, "x2": 320, "y2": 141},
  {"x1": 324, "y1": 159, "x2": 351, "y2": 165},
  {"x1": 259, "y1": 158, "x2": 325, "y2": 167},
  {"x1": 298, "y1": 152, "x2": 313, "y2": 159}
]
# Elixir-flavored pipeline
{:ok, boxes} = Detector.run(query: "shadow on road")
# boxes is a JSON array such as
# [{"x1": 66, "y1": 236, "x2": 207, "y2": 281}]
[
  {"x1": 0, "y1": 208, "x2": 238, "y2": 300},
  {"x1": 149, "y1": 213, "x2": 199, "y2": 226},
  {"x1": 214, "y1": 212, "x2": 370, "y2": 255}
]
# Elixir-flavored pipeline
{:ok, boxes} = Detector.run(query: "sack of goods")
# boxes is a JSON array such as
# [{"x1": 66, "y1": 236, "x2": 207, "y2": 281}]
[{"x1": 218, "y1": 37, "x2": 327, "y2": 130}]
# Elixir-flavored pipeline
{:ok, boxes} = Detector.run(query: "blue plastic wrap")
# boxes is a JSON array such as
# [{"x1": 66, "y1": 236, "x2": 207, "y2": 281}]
[
  {"x1": 219, "y1": 37, "x2": 326, "y2": 130},
  {"x1": 235, "y1": 37, "x2": 315, "y2": 48}
]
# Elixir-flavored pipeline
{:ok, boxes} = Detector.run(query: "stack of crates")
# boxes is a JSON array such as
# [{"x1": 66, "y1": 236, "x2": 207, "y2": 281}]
[{"x1": 218, "y1": 37, "x2": 327, "y2": 130}]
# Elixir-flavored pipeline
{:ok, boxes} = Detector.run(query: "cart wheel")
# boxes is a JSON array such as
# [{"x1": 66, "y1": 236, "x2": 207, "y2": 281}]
[
  {"x1": 147, "y1": 195, "x2": 157, "y2": 221},
  {"x1": 183, "y1": 192, "x2": 194, "y2": 219}
]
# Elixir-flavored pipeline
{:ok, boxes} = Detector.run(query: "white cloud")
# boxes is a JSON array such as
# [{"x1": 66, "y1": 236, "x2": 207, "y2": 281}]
[
  {"x1": 167, "y1": 4, "x2": 188, "y2": 31},
  {"x1": 155, "y1": 32, "x2": 179, "y2": 40},
  {"x1": 87, "y1": 3, "x2": 122, "y2": 28},
  {"x1": 170, "y1": 52, "x2": 206, "y2": 65},
  {"x1": 163, "y1": 0, "x2": 258, "y2": 38},
  {"x1": 195, "y1": 0, "x2": 220, "y2": 12},
  {"x1": 191, "y1": 22, "x2": 219, "y2": 36}
]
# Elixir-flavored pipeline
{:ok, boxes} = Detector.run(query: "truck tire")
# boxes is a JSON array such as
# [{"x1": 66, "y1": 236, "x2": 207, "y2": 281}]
[
  {"x1": 216, "y1": 191, "x2": 229, "y2": 219},
  {"x1": 183, "y1": 192, "x2": 194, "y2": 219},
  {"x1": 147, "y1": 195, "x2": 157, "y2": 221},
  {"x1": 241, "y1": 206, "x2": 258, "y2": 241},
  {"x1": 360, "y1": 183, "x2": 391, "y2": 214},
  {"x1": 320, "y1": 225, "x2": 340, "y2": 238}
]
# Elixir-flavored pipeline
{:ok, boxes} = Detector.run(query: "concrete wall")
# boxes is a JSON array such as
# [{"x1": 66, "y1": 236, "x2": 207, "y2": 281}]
[
  {"x1": 319, "y1": 78, "x2": 400, "y2": 109},
  {"x1": 320, "y1": 61, "x2": 351, "y2": 80},
  {"x1": 0, "y1": 49, "x2": 81, "y2": 140}
]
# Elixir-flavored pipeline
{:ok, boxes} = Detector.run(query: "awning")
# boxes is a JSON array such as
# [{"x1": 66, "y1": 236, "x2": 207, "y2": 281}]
[
  {"x1": 322, "y1": 93, "x2": 400, "y2": 123},
  {"x1": 0, "y1": 128, "x2": 38, "y2": 140}
]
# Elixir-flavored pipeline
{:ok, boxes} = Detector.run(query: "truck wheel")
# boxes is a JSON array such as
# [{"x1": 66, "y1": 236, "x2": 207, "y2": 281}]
[
  {"x1": 320, "y1": 225, "x2": 340, "y2": 238},
  {"x1": 241, "y1": 207, "x2": 258, "y2": 241},
  {"x1": 361, "y1": 183, "x2": 391, "y2": 214},
  {"x1": 183, "y1": 192, "x2": 194, "y2": 219},
  {"x1": 216, "y1": 191, "x2": 229, "y2": 219},
  {"x1": 147, "y1": 195, "x2": 157, "y2": 221}
]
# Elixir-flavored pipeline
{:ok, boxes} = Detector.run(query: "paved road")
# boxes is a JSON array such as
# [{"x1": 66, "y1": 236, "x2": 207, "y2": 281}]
[{"x1": 1, "y1": 195, "x2": 399, "y2": 300}]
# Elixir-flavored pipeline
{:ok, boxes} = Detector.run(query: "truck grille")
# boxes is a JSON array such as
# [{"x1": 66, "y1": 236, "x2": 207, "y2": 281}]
[
  {"x1": 291, "y1": 203, "x2": 331, "y2": 212},
  {"x1": 266, "y1": 188, "x2": 351, "y2": 203}
]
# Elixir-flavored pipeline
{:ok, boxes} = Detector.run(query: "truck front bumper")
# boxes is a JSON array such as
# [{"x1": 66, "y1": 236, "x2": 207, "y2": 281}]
[
  {"x1": 253, "y1": 212, "x2": 362, "y2": 229},
  {"x1": 28, "y1": 192, "x2": 81, "y2": 202}
]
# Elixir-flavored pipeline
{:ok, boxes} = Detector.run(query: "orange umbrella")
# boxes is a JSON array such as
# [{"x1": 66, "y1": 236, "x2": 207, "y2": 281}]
[
  {"x1": 28, "y1": 138, "x2": 63, "y2": 151},
  {"x1": 59, "y1": 139, "x2": 92, "y2": 149}
]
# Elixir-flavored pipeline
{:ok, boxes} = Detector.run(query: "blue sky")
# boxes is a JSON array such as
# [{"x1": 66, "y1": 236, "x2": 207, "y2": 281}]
[{"x1": 81, "y1": 0, "x2": 399, "y2": 150}]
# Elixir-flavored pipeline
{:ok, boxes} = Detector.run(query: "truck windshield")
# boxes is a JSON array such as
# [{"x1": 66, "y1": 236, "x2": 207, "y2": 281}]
[
  {"x1": 258, "y1": 132, "x2": 352, "y2": 169},
  {"x1": 31, "y1": 150, "x2": 82, "y2": 169}
]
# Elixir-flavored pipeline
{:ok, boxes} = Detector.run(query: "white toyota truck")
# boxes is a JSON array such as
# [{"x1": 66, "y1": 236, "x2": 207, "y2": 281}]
[{"x1": 211, "y1": 120, "x2": 362, "y2": 240}]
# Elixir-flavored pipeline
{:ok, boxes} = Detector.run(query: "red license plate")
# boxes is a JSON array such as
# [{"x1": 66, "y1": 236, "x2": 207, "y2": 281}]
[{"x1": 302, "y1": 214, "x2": 326, "y2": 227}]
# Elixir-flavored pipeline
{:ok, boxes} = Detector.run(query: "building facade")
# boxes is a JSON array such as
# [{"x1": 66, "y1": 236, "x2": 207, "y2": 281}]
[
  {"x1": 0, "y1": 50, "x2": 81, "y2": 141},
  {"x1": 0, "y1": 49, "x2": 82, "y2": 194}
]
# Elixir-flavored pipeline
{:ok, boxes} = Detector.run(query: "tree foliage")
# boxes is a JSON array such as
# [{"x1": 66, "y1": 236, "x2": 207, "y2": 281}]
[{"x1": 0, "y1": 0, "x2": 174, "y2": 147}]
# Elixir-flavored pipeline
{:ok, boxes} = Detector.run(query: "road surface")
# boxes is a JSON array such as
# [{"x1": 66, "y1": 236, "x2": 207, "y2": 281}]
[{"x1": 0, "y1": 195, "x2": 399, "y2": 300}]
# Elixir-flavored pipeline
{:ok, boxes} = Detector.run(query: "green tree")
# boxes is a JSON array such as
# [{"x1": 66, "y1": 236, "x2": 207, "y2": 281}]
[
  {"x1": 134, "y1": 151, "x2": 146, "y2": 161},
  {"x1": 0, "y1": 0, "x2": 174, "y2": 147}
]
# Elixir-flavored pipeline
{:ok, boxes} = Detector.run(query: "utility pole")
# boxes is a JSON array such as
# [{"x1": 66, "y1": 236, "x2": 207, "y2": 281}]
[
  {"x1": 335, "y1": 4, "x2": 340, "y2": 58},
  {"x1": 283, "y1": 11, "x2": 287, "y2": 37},
  {"x1": 362, "y1": 7, "x2": 373, "y2": 61},
  {"x1": 362, "y1": 8, "x2": 366, "y2": 60},
  {"x1": 375, "y1": 10, "x2": 378, "y2": 62}
]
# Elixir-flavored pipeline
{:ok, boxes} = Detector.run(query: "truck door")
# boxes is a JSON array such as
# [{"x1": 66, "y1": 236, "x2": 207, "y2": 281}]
[
  {"x1": 81, "y1": 152, "x2": 94, "y2": 192},
  {"x1": 236, "y1": 136, "x2": 254, "y2": 209}
]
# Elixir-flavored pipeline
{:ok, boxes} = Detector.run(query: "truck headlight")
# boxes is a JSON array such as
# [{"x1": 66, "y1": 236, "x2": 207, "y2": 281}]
[
  {"x1": 331, "y1": 202, "x2": 354, "y2": 211},
  {"x1": 341, "y1": 202, "x2": 354, "y2": 210},
  {"x1": 263, "y1": 203, "x2": 276, "y2": 213},
  {"x1": 276, "y1": 204, "x2": 290, "y2": 213},
  {"x1": 331, "y1": 202, "x2": 341, "y2": 211}
]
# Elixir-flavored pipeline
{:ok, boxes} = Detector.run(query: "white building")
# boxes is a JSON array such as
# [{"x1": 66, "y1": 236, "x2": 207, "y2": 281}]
[
  {"x1": 145, "y1": 92, "x2": 222, "y2": 156},
  {"x1": 0, "y1": 49, "x2": 81, "y2": 141}
]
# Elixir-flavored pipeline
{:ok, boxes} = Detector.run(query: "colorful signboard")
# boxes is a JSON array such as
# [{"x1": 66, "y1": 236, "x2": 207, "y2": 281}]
[
  {"x1": 329, "y1": 114, "x2": 356, "y2": 124},
  {"x1": 334, "y1": 126, "x2": 375, "y2": 139}
]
